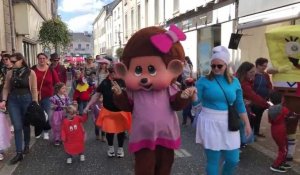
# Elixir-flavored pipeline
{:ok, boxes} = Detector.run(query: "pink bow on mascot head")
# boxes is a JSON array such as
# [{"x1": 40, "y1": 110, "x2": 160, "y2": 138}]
[
  {"x1": 150, "y1": 24, "x2": 186, "y2": 53},
  {"x1": 114, "y1": 25, "x2": 186, "y2": 91}
]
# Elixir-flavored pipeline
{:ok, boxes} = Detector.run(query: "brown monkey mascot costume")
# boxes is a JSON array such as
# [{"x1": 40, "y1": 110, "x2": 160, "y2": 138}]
[{"x1": 112, "y1": 25, "x2": 196, "y2": 175}]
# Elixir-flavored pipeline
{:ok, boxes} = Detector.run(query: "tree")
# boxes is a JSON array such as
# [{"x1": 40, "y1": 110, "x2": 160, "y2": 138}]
[
  {"x1": 116, "y1": 47, "x2": 124, "y2": 58},
  {"x1": 39, "y1": 17, "x2": 70, "y2": 53}
]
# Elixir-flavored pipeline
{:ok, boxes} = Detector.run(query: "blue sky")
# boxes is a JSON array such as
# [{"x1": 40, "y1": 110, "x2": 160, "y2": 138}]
[{"x1": 58, "y1": 0, "x2": 113, "y2": 33}]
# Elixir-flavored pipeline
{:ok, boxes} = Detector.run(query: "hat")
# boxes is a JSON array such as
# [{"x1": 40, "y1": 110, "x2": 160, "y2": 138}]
[
  {"x1": 96, "y1": 58, "x2": 110, "y2": 64},
  {"x1": 50, "y1": 53, "x2": 59, "y2": 60},
  {"x1": 211, "y1": 46, "x2": 230, "y2": 65},
  {"x1": 86, "y1": 56, "x2": 94, "y2": 60}
]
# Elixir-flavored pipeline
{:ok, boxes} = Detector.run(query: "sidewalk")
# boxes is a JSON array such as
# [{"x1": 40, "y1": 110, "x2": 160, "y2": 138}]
[{"x1": 249, "y1": 110, "x2": 300, "y2": 173}]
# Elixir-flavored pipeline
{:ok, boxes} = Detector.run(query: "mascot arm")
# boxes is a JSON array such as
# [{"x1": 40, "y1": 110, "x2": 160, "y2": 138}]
[
  {"x1": 113, "y1": 90, "x2": 133, "y2": 112},
  {"x1": 170, "y1": 91, "x2": 192, "y2": 111}
]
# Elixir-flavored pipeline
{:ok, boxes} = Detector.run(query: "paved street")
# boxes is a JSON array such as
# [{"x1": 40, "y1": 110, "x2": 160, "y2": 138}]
[{"x1": 0, "y1": 112, "x2": 297, "y2": 175}]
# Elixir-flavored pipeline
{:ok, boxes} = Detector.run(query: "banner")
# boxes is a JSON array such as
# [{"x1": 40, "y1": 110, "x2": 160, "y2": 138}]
[{"x1": 265, "y1": 25, "x2": 300, "y2": 82}]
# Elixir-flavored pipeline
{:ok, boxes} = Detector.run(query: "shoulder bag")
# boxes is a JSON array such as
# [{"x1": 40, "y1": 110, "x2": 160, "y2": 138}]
[{"x1": 215, "y1": 78, "x2": 240, "y2": 131}]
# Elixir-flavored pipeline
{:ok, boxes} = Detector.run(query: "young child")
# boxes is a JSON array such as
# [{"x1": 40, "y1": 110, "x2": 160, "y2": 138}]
[
  {"x1": 182, "y1": 77, "x2": 195, "y2": 125},
  {"x1": 0, "y1": 108, "x2": 11, "y2": 161},
  {"x1": 92, "y1": 96, "x2": 105, "y2": 141},
  {"x1": 50, "y1": 83, "x2": 72, "y2": 146},
  {"x1": 268, "y1": 91, "x2": 292, "y2": 173},
  {"x1": 73, "y1": 76, "x2": 93, "y2": 115},
  {"x1": 61, "y1": 104, "x2": 88, "y2": 164}
]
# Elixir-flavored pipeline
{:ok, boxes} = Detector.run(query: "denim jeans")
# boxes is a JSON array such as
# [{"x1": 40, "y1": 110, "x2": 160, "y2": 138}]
[
  {"x1": 78, "y1": 101, "x2": 88, "y2": 115},
  {"x1": 8, "y1": 93, "x2": 32, "y2": 153},
  {"x1": 39, "y1": 97, "x2": 51, "y2": 131}
]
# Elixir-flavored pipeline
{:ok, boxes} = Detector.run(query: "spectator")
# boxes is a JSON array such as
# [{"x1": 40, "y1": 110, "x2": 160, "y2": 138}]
[
  {"x1": 252, "y1": 58, "x2": 273, "y2": 137},
  {"x1": 0, "y1": 53, "x2": 38, "y2": 164},
  {"x1": 50, "y1": 53, "x2": 67, "y2": 83},
  {"x1": 195, "y1": 46, "x2": 251, "y2": 175},
  {"x1": 32, "y1": 53, "x2": 60, "y2": 139},
  {"x1": 236, "y1": 62, "x2": 270, "y2": 136}
]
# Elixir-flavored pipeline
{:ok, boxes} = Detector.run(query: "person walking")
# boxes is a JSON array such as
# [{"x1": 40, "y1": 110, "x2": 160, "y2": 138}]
[
  {"x1": 0, "y1": 53, "x2": 38, "y2": 164},
  {"x1": 84, "y1": 66, "x2": 131, "y2": 158},
  {"x1": 50, "y1": 53, "x2": 67, "y2": 84},
  {"x1": 195, "y1": 46, "x2": 252, "y2": 175},
  {"x1": 32, "y1": 53, "x2": 60, "y2": 139}
]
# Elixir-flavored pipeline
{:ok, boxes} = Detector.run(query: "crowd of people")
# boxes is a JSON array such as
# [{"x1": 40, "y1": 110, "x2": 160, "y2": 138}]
[{"x1": 0, "y1": 26, "x2": 298, "y2": 175}]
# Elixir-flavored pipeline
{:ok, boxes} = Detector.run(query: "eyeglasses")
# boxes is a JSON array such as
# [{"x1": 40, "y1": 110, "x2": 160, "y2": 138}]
[
  {"x1": 211, "y1": 64, "x2": 224, "y2": 69},
  {"x1": 10, "y1": 60, "x2": 19, "y2": 64},
  {"x1": 2, "y1": 58, "x2": 8, "y2": 61}
]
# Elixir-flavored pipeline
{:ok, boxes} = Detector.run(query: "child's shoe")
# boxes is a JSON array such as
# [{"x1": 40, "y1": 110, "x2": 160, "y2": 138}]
[
  {"x1": 80, "y1": 154, "x2": 85, "y2": 162},
  {"x1": 270, "y1": 165, "x2": 287, "y2": 173},
  {"x1": 281, "y1": 163, "x2": 292, "y2": 169},
  {"x1": 43, "y1": 132, "x2": 49, "y2": 140},
  {"x1": 0, "y1": 153, "x2": 4, "y2": 161},
  {"x1": 54, "y1": 140, "x2": 60, "y2": 146},
  {"x1": 66, "y1": 157, "x2": 72, "y2": 164},
  {"x1": 107, "y1": 146, "x2": 115, "y2": 157},
  {"x1": 117, "y1": 147, "x2": 124, "y2": 158}
]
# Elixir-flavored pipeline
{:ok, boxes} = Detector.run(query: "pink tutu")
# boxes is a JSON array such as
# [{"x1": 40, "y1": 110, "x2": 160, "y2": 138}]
[{"x1": 0, "y1": 112, "x2": 11, "y2": 150}]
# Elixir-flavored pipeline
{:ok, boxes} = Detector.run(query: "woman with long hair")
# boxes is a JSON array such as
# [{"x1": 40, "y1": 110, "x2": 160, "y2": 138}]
[{"x1": 0, "y1": 53, "x2": 38, "y2": 164}]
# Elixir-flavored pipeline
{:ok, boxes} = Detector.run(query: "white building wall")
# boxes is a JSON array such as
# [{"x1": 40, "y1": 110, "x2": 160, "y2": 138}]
[
  {"x1": 181, "y1": 31, "x2": 197, "y2": 73},
  {"x1": 112, "y1": 1, "x2": 123, "y2": 57},
  {"x1": 0, "y1": 0, "x2": 6, "y2": 51}
]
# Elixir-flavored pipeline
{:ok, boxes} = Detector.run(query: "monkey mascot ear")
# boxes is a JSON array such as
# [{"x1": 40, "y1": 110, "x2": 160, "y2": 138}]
[
  {"x1": 167, "y1": 60, "x2": 184, "y2": 78},
  {"x1": 114, "y1": 62, "x2": 128, "y2": 79}
]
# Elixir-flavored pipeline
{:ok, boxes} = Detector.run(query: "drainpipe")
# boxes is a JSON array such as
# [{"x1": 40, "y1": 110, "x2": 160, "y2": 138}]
[{"x1": 8, "y1": 0, "x2": 16, "y2": 53}]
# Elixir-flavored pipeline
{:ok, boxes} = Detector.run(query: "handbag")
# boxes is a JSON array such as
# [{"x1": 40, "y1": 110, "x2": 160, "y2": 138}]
[{"x1": 215, "y1": 78, "x2": 240, "y2": 131}]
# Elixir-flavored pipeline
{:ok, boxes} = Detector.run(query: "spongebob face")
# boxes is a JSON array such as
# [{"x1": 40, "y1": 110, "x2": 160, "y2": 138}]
[
  {"x1": 265, "y1": 25, "x2": 300, "y2": 82},
  {"x1": 285, "y1": 36, "x2": 300, "y2": 69}
]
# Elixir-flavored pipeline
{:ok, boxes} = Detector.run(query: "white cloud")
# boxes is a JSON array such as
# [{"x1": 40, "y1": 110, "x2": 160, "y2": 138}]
[
  {"x1": 59, "y1": 0, "x2": 105, "y2": 13},
  {"x1": 66, "y1": 13, "x2": 98, "y2": 32}
]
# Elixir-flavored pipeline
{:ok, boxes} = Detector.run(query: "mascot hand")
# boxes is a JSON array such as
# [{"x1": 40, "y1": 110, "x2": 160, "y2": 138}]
[
  {"x1": 278, "y1": 65, "x2": 290, "y2": 73},
  {"x1": 111, "y1": 81, "x2": 122, "y2": 95},
  {"x1": 181, "y1": 87, "x2": 196, "y2": 99}
]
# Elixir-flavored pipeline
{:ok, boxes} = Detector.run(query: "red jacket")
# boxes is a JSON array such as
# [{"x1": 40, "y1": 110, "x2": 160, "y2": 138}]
[
  {"x1": 73, "y1": 83, "x2": 93, "y2": 101},
  {"x1": 61, "y1": 114, "x2": 88, "y2": 155},
  {"x1": 241, "y1": 79, "x2": 269, "y2": 109},
  {"x1": 52, "y1": 64, "x2": 67, "y2": 84}
]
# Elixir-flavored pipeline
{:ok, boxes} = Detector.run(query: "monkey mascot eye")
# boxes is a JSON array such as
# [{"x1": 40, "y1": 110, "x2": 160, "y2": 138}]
[
  {"x1": 148, "y1": 65, "x2": 156, "y2": 76},
  {"x1": 135, "y1": 66, "x2": 142, "y2": 76}
]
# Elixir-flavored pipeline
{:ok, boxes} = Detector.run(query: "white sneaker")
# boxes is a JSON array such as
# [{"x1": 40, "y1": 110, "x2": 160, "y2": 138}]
[
  {"x1": 66, "y1": 157, "x2": 72, "y2": 164},
  {"x1": 35, "y1": 134, "x2": 42, "y2": 139},
  {"x1": 43, "y1": 132, "x2": 49, "y2": 140},
  {"x1": 0, "y1": 153, "x2": 4, "y2": 161},
  {"x1": 107, "y1": 146, "x2": 115, "y2": 157},
  {"x1": 80, "y1": 154, "x2": 85, "y2": 161},
  {"x1": 117, "y1": 147, "x2": 124, "y2": 158}
]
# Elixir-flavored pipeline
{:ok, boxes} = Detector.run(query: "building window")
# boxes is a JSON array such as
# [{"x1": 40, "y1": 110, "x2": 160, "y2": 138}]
[
  {"x1": 131, "y1": 9, "x2": 134, "y2": 34},
  {"x1": 174, "y1": 0, "x2": 179, "y2": 12},
  {"x1": 137, "y1": 4, "x2": 141, "y2": 29},
  {"x1": 118, "y1": 7, "x2": 120, "y2": 19},
  {"x1": 22, "y1": 41, "x2": 36, "y2": 67},
  {"x1": 145, "y1": 0, "x2": 148, "y2": 26},
  {"x1": 125, "y1": 14, "x2": 128, "y2": 38},
  {"x1": 155, "y1": 0, "x2": 159, "y2": 24},
  {"x1": 78, "y1": 44, "x2": 81, "y2": 49},
  {"x1": 86, "y1": 44, "x2": 89, "y2": 50},
  {"x1": 70, "y1": 43, "x2": 73, "y2": 48}
]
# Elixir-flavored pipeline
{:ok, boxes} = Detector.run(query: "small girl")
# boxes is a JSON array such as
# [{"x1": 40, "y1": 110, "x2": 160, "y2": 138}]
[
  {"x1": 50, "y1": 83, "x2": 72, "y2": 146},
  {"x1": 268, "y1": 91, "x2": 292, "y2": 173},
  {"x1": 61, "y1": 104, "x2": 88, "y2": 164},
  {"x1": 92, "y1": 96, "x2": 106, "y2": 141},
  {"x1": 73, "y1": 76, "x2": 93, "y2": 115},
  {"x1": 182, "y1": 77, "x2": 196, "y2": 125},
  {"x1": 0, "y1": 108, "x2": 11, "y2": 161}
]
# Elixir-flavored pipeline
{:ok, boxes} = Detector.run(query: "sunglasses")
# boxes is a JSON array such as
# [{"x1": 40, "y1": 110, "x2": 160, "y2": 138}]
[
  {"x1": 10, "y1": 60, "x2": 19, "y2": 64},
  {"x1": 211, "y1": 64, "x2": 224, "y2": 69}
]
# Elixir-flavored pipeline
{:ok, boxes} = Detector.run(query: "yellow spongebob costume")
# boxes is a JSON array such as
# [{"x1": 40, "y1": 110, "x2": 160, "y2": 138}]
[{"x1": 265, "y1": 25, "x2": 300, "y2": 82}]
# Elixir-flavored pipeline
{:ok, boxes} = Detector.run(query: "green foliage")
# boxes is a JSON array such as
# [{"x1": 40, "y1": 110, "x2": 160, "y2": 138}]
[
  {"x1": 116, "y1": 47, "x2": 124, "y2": 58},
  {"x1": 39, "y1": 18, "x2": 70, "y2": 51}
]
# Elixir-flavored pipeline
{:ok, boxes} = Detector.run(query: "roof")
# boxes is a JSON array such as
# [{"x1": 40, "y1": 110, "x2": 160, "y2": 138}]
[
  {"x1": 69, "y1": 32, "x2": 93, "y2": 42},
  {"x1": 92, "y1": 0, "x2": 121, "y2": 24}
]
